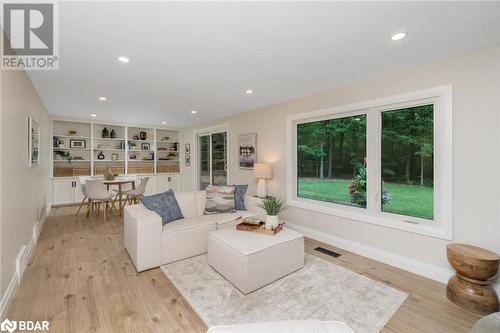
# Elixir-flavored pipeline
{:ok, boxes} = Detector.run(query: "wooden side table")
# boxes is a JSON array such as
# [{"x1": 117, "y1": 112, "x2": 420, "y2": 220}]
[{"x1": 446, "y1": 243, "x2": 500, "y2": 314}]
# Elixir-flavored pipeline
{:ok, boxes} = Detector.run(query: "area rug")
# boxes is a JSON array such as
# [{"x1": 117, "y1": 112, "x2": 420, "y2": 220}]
[{"x1": 161, "y1": 254, "x2": 407, "y2": 333}]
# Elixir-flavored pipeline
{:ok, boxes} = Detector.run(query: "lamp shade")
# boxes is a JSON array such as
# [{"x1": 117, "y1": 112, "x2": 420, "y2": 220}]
[{"x1": 254, "y1": 163, "x2": 273, "y2": 179}]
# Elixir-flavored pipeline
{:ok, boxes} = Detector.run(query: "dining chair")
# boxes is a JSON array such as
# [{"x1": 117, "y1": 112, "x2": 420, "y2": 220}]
[
  {"x1": 85, "y1": 179, "x2": 117, "y2": 222},
  {"x1": 121, "y1": 177, "x2": 150, "y2": 209},
  {"x1": 75, "y1": 176, "x2": 89, "y2": 217}
]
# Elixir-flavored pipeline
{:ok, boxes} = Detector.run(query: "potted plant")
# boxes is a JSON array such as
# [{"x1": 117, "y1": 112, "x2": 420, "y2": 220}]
[
  {"x1": 258, "y1": 196, "x2": 286, "y2": 230},
  {"x1": 54, "y1": 150, "x2": 72, "y2": 162}
]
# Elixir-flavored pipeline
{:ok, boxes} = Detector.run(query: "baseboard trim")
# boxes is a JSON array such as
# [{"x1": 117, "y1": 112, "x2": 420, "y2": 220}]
[
  {"x1": 0, "y1": 208, "x2": 49, "y2": 320},
  {"x1": 0, "y1": 271, "x2": 19, "y2": 320},
  {"x1": 287, "y1": 222, "x2": 500, "y2": 294}
]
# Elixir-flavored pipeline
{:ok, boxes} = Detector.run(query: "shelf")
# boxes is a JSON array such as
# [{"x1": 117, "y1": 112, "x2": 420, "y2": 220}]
[
  {"x1": 157, "y1": 159, "x2": 179, "y2": 162},
  {"x1": 156, "y1": 141, "x2": 179, "y2": 144},
  {"x1": 128, "y1": 139, "x2": 154, "y2": 143},
  {"x1": 129, "y1": 149, "x2": 154, "y2": 152},
  {"x1": 128, "y1": 160, "x2": 154, "y2": 162},
  {"x1": 94, "y1": 159, "x2": 125, "y2": 162},
  {"x1": 53, "y1": 147, "x2": 90, "y2": 151},
  {"x1": 54, "y1": 159, "x2": 91, "y2": 162},
  {"x1": 53, "y1": 135, "x2": 90, "y2": 139},
  {"x1": 94, "y1": 137, "x2": 125, "y2": 141},
  {"x1": 93, "y1": 148, "x2": 124, "y2": 151}
]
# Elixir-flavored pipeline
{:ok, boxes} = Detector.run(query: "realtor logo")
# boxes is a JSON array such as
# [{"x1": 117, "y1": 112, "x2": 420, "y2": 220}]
[
  {"x1": 0, "y1": 319, "x2": 17, "y2": 333},
  {"x1": 1, "y1": 1, "x2": 59, "y2": 70},
  {"x1": 0, "y1": 318, "x2": 49, "y2": 332}
]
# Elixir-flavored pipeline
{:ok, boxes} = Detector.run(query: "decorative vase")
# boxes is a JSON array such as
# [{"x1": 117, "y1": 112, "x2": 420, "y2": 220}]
[
  {"x1": 104, "y1": 166, "x2": 114, "y2": 181},
  {"x1": 140, "y1": 131, "x2": 147, "y2": 140},
  {"x1": 110, "y1": 129, "x2": 116, "y2": 138},
  {"x1": 97, "y1": 151, "x2": 105, "y2": 160},
  {"x1": 265, "y1": 215, "x2": 279, "y2": 230},
  {"x1": 102, "y1": 127, "x2": 109, "y2": 138},
  {"x1": 111, "y1": 153, "x2": 119, "y2": 161}
]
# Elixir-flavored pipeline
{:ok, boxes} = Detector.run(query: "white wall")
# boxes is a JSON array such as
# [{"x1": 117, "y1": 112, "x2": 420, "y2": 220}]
[
  {"x1": 0, "y1": 68, "x2": 50, "y2": 310},
  {"x1": 180, "y1": 46, "x2": 500, "y2": 281}
]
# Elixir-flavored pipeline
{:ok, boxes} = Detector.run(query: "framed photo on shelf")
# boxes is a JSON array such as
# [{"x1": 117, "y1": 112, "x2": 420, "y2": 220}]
[
  {"x1": 238, "y1": 133, "x2": 256, "y2": 169},
  {"x1": 185, "y1": 154, "x2": 191, "y2": 166},
  {"x1": 185, "y1": 143, "x2": 191, "y2": 154},
  {"x1": 141, "y1": 143, "x2": 151, "y2": 151},
  {"x1": 28, "y1": 116, "x2": 40, "y2": 167},
  {"x1": 70, "y1": 139, "x2": 86, "y2": 148}
]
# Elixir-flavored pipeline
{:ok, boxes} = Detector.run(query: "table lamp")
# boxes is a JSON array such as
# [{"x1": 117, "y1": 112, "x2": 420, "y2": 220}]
[{"x1": 254, "y1": 163, "x2": 273, "y2": 198}]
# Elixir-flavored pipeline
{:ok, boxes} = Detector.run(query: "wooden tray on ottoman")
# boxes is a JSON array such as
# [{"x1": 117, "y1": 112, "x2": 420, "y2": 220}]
[{"x1": 235, "y1": 217, "x2": 283, "y2": 236}]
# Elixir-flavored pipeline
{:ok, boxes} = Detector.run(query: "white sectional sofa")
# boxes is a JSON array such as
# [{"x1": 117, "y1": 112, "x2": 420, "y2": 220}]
[{"x1": 124, "y1": 190, "x2": 261, "y2": 272}]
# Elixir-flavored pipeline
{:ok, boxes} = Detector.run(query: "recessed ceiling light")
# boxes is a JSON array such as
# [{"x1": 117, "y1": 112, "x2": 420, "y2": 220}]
[
  {"x1": 162, "y1": 121, "x2": 167, "y2": 125},
  {"x1": 90, "y1": 114, "x2": 97, "y2": 117},
  {"x1": 190, "y1": 110, "x2": 197, "y2": 114},
  {"x1": 118, "y1": 56, "x2": 130, "y2": 63},
  {"x1": 391, "y1": 32, "x2": 406, "y2": 41},
  {"x1": 246, "y1": 89, "x2": 254, "y2": 95},
  {"x1": 98, "y1": 96, "x2": 107, "y2": 101}
]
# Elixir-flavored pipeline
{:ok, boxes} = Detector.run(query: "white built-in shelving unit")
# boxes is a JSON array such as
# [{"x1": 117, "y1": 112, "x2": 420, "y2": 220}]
[{"x1": 52, "y1": 119, "x2": 181, "y2": 177}]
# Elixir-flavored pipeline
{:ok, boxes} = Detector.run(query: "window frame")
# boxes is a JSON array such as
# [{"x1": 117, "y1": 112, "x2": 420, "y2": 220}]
[{"x1": 287, "y1": 86, "x2": 452, "y2": 240}]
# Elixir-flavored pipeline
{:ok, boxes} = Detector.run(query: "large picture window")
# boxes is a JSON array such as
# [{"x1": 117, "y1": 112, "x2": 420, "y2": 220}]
[
  {"x1": 297, "y1": 114, "x2": 367, "y2": 208},
  {"x1": 287, "y1": 86, "x2": 452, "y2": 240}
]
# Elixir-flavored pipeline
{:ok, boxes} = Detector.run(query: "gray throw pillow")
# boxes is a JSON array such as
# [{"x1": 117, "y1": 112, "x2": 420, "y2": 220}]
[
  {"x1": 233, "y1": 184, "x2": 248, "y2": 211},
  {"x1": 140, "y1": 190, "x2": 184, "y2": 225}
]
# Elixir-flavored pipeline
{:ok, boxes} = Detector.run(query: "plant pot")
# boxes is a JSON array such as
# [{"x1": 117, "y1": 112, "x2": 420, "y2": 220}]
[{"x1": 265, "y1": 215, "x2": 279, "y2": 230}]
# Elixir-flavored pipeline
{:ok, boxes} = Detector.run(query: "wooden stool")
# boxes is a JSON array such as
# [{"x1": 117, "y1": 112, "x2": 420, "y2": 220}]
[{"x1": 446, "y1": 243, "x2": 500, "y2": 314}]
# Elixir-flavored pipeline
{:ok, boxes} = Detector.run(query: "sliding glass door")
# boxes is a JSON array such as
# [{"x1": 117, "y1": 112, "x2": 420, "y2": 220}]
[{"x1": 197, "y1": 131, "x2": 227, "y2": 190}]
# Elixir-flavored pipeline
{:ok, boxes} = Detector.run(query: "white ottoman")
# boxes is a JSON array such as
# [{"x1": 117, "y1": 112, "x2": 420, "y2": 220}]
[{"x1": 207, "y1": 227, "x2": 304, "y2": 294}]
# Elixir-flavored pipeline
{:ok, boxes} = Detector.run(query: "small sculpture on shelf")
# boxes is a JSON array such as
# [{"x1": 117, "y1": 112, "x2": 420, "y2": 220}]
[
  {"x1": 140, "y1": 131, "x2": 147, "y2": 140},
  {"x1": 111, "y1": 153, "x2": 119, "y2": 161},
  {"x1": 97, "y1": 151, "x2": 105, "y2": 160},
  {"x1": 102, "y1": 127, "x2": 109, "y2": 138},
  {"x1": 133, "y1": 135, "x2": 139, "y2": 140},
  {"x1": 110, "y1": 129, "x2": 116, "y2": 138}
]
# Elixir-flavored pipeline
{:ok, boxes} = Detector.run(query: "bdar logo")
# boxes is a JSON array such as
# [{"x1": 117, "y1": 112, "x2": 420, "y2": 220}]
[{"x1": 0, "y1": 318, "x2": 17, "y2": 333}]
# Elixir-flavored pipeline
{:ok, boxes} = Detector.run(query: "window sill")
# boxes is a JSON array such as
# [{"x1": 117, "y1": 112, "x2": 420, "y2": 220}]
[{"x1": 287, "y1": 198, "x2": 452, "y2": 241}]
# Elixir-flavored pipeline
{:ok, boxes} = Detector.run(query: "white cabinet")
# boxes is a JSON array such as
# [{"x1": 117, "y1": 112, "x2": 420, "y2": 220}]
[
  {"x1": 167, "y1": 175, "x2": 181, "y2": 192},
  {"x1": 156, "y1": 174, "x2": 181, "y2": 193},
  {"x1": 51, "y1": 174, "x2": 181, "y2": 206},
  {"x1": 52, "y1": 178, "x2": 82, "y2": 205}
]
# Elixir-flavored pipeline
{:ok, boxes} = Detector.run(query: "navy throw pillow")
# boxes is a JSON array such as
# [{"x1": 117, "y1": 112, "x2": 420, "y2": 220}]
[
  {"x1": 234, "y1": 184, "x2": 248, "y2": 211},
  {"x1": 140, "y1": 190, "x2": 184, "y2": 225}
]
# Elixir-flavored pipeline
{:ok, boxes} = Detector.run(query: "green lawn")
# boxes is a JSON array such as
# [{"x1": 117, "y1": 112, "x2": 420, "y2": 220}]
[{"x1": 298, "y1": 178, "x2": 433, "y2": 220}]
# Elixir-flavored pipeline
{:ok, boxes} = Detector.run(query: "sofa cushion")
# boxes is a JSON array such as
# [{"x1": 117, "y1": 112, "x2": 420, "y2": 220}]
[
  {"x1": 174, "y1": 192, "x2": 199, "y2": 218},
  {"x1": 162, "y1": 216, "x2": 216, "y2": 233},
  {"x1": 204, "y1": 185, "x2": 236, "y2": 214},
  {"x1": 233, "y1": 184, "x2": 248, "y2": 210},
  {"x1": 195, "y1": 190, "x2": 206, "y2": 215},
  {"x1": 204, "y1": 210, "x2": 257, "y2": 226},
  {"x1": 140, "y1": 190, "x2": 183, "y2": 225}
]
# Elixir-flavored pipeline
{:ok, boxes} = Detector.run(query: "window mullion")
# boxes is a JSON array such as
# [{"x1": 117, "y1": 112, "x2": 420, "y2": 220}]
[{"x1": 366, "y1": 110, "x2": 381, "y2": 215}]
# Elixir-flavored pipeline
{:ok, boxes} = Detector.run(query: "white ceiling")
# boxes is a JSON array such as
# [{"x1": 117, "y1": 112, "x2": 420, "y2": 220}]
[{"x1": 28, "y1": 1, "x2": 500, "y2": 128}]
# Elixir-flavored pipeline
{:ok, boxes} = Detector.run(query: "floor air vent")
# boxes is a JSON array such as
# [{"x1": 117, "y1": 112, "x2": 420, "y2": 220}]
[{"x1": 314, "y1": 247, "x2": 341, "y2": 258}]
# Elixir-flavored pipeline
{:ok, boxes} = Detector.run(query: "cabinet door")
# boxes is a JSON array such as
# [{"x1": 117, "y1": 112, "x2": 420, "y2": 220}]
[
  {"x1": 74, "y1": 179, "x2": 85, "y2": 203},
  {"x1": 166, "y1": 175, "x2": 181, "y2": 192},
  {"x1": 156, "y1": 175, "x2": 169, "y2": 193},
  {"x1": 52, "y1": 179, "x2": 75, "y2": 205}
]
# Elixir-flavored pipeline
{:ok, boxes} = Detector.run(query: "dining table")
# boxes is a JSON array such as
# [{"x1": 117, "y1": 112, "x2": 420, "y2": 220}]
[{"x1": 103, "y1": 176, "x2": 136, "y2": 216}]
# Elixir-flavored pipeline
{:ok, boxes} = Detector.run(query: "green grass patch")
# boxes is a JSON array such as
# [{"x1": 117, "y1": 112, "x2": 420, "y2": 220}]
[{"x1": 297, "y1": 178, "x2": 433, "y2": 220}]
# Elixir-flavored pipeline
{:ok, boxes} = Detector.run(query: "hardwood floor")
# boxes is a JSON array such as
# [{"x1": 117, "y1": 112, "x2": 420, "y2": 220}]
[{"x1": 7, "y1": 207, "x2": 480, "y2": 332}]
